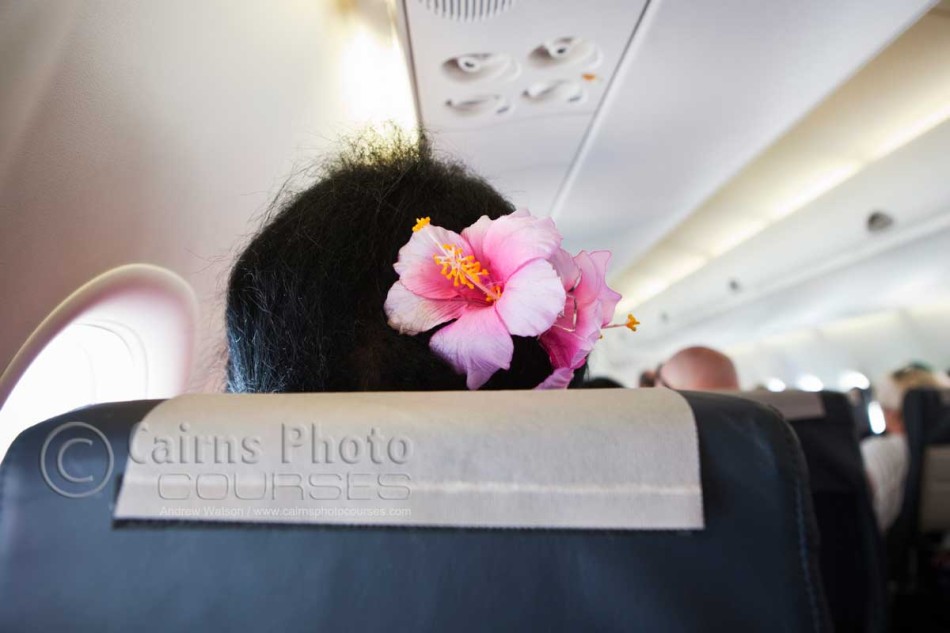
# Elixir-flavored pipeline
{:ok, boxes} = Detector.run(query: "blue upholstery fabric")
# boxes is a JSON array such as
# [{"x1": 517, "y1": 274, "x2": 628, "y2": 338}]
[{"x1": 0, "y1": 392, "x2": 829, "y2": 632}]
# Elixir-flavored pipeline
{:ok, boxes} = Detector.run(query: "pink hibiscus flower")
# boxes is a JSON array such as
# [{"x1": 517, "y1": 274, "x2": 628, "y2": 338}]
[
  {"x1": 384, "y1": 211, "x2": 566, "y2": 389},
  {"x1": 538, "y1": 249, "x2": 623, "y2": 386}
]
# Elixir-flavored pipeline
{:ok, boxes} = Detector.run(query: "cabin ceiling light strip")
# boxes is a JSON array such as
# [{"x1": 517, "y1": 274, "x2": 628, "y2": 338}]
[
  {"x1": 620, "y1": 102, "x2": 950, "y2": 307},
  {"x1": 767, "y1": 163, "x2": 861, "y2": 221},
  {"x1": 668, "y1": 105, "x2": 950, "y2": 269},
  {"x1": 617, "y1": 161, "x2": 862, "y2": 312},
  {"x1": 712, "y1": 100, "x2": 950, "y2": 247},
  {"x1": 617, "y1": 280, "x2": 668, "y2": 314},
  {"x1": 616, "y1": 126, "x2": 930, "y2": 312},
  {"x1": 869, "y1": 101, "x2": 950, "y2": 160},
  {"x1": 615, "y1": 249, "x2": 711, "y2": 311},
  {"x1": 341, "y1": 16, "x2": 417, "y2": 131},
  {"x1": 708, "y1": 219, "x2": 769, "y2": 258}
]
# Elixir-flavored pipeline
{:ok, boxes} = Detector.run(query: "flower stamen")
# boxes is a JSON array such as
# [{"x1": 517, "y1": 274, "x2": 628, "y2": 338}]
[
  {"x1": 603, "y1": 313, "x2": 640, "y2": 332},
  {"x1": 485, "y1": 285, "x2": 503, "y2": 303},
  {"x1": 432, "y1": 244, "x2": 500, "y2": 301},
  {"x1": 412, "y1": 218, "x2": 501, "y2": 301},
  {"x1": 626, "y1": 314, "x2": 640, "y2": 331}
]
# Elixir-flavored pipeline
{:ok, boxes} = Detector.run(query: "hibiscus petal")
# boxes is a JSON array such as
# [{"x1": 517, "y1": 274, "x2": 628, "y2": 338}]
[
  {"x1": 481, "y1": 213, "x2": 562, "y2": 281},
  {"x1": 384, "y1": 281, "x2": 465, "y2": 335},
  {"x1": 395, "y1": 224, "x2": 471, "y2": 300},
  {"x1": 600, "y1": 291, "x2": 623, "y2": 327},
  {"x1": 587, "y1": 250, "x2": 622, "y2": 325},
  {"x1": 549, "y1": 247, "x2": 581, "y2": 292},
  {"x1": 573, "y1": 297, "x2": 606, "y2": 353},
  {"x1": 535, "y1": 367, "x2": 575, "y2": 390},
  {"x1": 430, "y1": 306, "x2": 513, "y2": 390},
  {"x1": 462, "y1": 210, "x2": 539, "y2": 273},
  {"x1": 554, "y1": 295, "x2": 576, "y2": 330},
  {"x1": 460, "y1": 214, "x2": 493, "y2": 267},
  {"x1": 572, "y1": 251, "x2": 604, "y2": 306},
  {"x1": 540, "y1": 325, "x2": 590, "y2": 371},
  {"x1": 494, "y1": 259, "x2": 566, "y2": 336},
  {"x1": 587, "y1": 250, "x2": 612, "y2": 270},
  {"x1": 537, "y1": 249, "x2": 621, "y2": 371}
]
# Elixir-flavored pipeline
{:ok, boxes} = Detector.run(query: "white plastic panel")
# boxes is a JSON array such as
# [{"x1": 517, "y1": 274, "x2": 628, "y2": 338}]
[
  {"x1": 632, "y1": 116, "x2": 950, "y2": 351},
  {"x1": 431, "y1": 114, "x2": 589, "y2": 211},
  {"x1": 402, "y1": 0, "x2": 649, "y2": 214},
  {"x1": 405, "y1": 0, "x2": 645, "y2": 128}
]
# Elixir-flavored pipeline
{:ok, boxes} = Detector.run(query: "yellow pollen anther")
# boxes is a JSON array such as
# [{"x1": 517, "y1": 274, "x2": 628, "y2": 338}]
[
  {"x1": 625, "y1": 314, "x2": 641, "y2": 332},
  {"x1": 412, "y1": 217, "x2": 431, "y2": 232},
  {"x1": 432, "y1": 244, "x2": 498, "y2": 299}
]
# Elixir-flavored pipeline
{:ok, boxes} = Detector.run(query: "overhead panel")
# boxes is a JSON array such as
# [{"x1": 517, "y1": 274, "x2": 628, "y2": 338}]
[{"x1": 400, "y1": 0, "x2": 649, "y2": 215}]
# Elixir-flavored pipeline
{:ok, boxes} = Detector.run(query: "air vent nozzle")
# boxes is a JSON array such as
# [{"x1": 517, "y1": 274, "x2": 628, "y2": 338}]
[
  {"x1": 442, "y1": 53, "x2": 519, "y2": 83},
  {"x1": 529, "y1": 37, "x2": 602, "y2": 68},
  {"x1": 446, "y1": 95, "x2": 511, "y2": 117},
  {"x1": 523, "y1": 80, "x2": 586, "y2": 105}
]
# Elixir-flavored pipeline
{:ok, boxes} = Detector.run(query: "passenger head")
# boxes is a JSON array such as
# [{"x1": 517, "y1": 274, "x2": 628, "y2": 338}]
[
  {"x1": 657, "y1": 346, "x2": 739, "y2": 391},
  {"x1": 225, "y1": 132, "x2": 558, "y2": 393},
  {"x1": 875, "y1": 365, "x2": 939, "y2": 434}
]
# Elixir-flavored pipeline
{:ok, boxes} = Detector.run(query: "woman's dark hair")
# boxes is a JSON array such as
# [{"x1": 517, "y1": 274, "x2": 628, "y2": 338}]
[
  {"x1": 226, "y1": 131, "x2": 570, "y2": 393},
  {"x1": 582, "y1": 376, "x2": 625, "y2": 389}
]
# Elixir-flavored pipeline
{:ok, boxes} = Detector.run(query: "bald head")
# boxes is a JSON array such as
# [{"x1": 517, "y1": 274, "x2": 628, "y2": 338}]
[{"x1": 659, "y1": 346, "x2": 739, "y2": 391}]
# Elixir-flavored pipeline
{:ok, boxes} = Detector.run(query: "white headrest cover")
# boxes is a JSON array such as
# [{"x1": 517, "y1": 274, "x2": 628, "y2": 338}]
[{"x1": 115, "y1": 389, "x2": 703, "y2": 530}]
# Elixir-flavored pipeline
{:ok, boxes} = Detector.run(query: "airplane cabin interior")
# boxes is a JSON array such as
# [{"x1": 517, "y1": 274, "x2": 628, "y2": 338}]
[{"x1": 1, "y1": 1, "x2": 949, "y2": 631}]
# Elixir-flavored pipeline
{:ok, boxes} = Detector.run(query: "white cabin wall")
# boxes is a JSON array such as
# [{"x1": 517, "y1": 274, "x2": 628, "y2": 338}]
[
  {"x1": 0, "y1": 0, "x2": 414, "y2": 391},
  {"x1": 725, "y1": 302, "x2": 950, "y2": 391},
  {"x1": 593, "y1": 299, "x2": 950, "y2": 390}
]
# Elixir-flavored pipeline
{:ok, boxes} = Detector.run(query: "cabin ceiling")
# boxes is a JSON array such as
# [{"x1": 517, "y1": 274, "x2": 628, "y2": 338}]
[
  {"x1": 405, "y1": 0, "x2": 935, "y2": 268},
  {"x1": 618, "y1": 8, "x2": 950, "y2": 310},
  {"x1": 598, "y1": 5, "x2": 950, "y2": 379}
]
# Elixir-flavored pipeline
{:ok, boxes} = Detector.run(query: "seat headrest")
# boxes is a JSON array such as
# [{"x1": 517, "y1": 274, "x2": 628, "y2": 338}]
[
  {"x1": 0, "y1": 392, "x2": 830, "y2": 631},
  {"x1": 115, "y1": 389, "x2": 703, "y2": 530},
  {"x1": 920, "y1": 446, "x2": 950, "y2": 532},
  {"x1": 730, "y1": 390, "x2": 825, "y2": 421}
]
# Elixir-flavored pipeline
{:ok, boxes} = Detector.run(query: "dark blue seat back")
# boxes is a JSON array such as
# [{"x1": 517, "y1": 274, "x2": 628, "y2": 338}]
[
  {"x1": 888, "y1": 388, "x2": 950, "y2": 590},
  {"x1": 0, "y1": 392, "x2": 829, "y2": 632},
  {"x1": 793, "y1": 392, "x2": 885, "y2": 633},
  {"x1": 737, "y1": 390, "x2": 885, "y2": 633}
]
